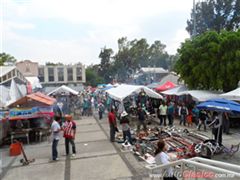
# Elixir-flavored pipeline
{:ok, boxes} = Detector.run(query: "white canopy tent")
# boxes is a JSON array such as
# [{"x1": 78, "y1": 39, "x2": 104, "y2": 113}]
[
  {"x1": 47, "y1": 85, "x2": 78, "y2": 96},
  {"x1": 161, "y1": 85, "x2": 188, "y2": 95},
  {"x1": 178, "y1": 90, "x2": 220, "y2": 102},
  {"x1": 106, "y1": 84, "x2": 162, "y2": 102},
  {"x1": 25, "y1": 76, "x2": 42, "y2": 89},
  {"x1": 220, "y1": 87, "x2": 240, "y2": 101},
  {"x1": 7, "y1": 79, "x2": 24, "y2": 106},
  {"x1": 0, "y1": 85, "x2": 10, "y2": 108}
]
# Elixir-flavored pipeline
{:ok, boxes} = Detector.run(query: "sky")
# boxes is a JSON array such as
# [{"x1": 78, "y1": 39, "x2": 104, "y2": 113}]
[{"x1": 1, "y1": 0, "x2": 193, "y2": 65}]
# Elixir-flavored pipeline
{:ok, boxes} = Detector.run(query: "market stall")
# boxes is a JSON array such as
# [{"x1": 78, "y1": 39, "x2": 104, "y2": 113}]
[
  {"x1": 47, "y1": 85, "x2": 80, "y2": 116},
  {"x1": 106, "y1": 84, "x2": 163, "y2": 101},
  {"x1": 220, "y1": 87, "x2": 240, "y2": 101},
  {"x1": 155, "y1": 81, "x2": 176, "y2": 92},
  {"x1": 2, "y1": 92, "x2": 56, "y2": 144}
]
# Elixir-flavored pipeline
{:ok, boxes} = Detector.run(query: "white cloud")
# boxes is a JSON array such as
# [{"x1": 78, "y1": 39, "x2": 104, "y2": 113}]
[
  {"x1": 2, "y1": 0, "x2": 194, "y2": 64},
  {"x1": 4, "y1": 0, "x2": 193, "y2": 26},
  {"x1": 4, "y1": 29, "x2": 100, "y2": 65},
  {"x1": 166, "y1": 29, "x2": 190, "y2": 54},
  {"x1": 5, "y1": 21, "x2": 35, "y2": 30}
]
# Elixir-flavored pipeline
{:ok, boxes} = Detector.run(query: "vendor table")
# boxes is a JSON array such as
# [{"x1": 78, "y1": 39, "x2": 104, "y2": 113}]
[
  {"x1": 34, "y1": 127, "x2": 51, "y2": 142},
  {"x1": 11, "y1": 129, "x2": 31, "y2": 144}
]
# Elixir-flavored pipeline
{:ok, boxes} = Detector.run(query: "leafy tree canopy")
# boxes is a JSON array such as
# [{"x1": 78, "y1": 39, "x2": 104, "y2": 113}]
[
  {"x1": 175, "y1": 30, "x2": 240, "y2": 92},
  {"x1": 0, "y1": 53, "x2": 17, "y2": 65},
  {"x1": 111, "y1": 37, "x2": 170, "y2": 82},
  {"x1": 187, "y1": 0, "x2": 240, "y2": 36},
  {"x1": 85, "y1": 65, "x2": 104, "y2": 87}
]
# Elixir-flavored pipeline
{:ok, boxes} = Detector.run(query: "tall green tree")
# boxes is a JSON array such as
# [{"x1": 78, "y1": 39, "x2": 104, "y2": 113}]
[
  {"x1": 113, "y1": 37, "x2": 169, "y2": 82},
  {"x1": 98, "y1": 47, "x2": 114, "y2": 83},
  {"x1": 0, "y1": 53, "x2": 17, "y2": 65},
  {"x1": 175, "y1": 30, "x2": 240, "y2": 92},
  {"x1": 187, "y1": 0, "x2": 240, "y2": 36},
  {"x1": 148, "y1": 40, "x2": 169, "y2": 69}
]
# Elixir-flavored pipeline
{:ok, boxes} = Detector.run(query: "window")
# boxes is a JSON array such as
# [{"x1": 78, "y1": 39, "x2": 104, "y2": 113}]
[
  {"x1": 2, "y1": 75, "x2": 7, "y2": 81},
  {"x1": 57, "y1": 67, "x2": 64, "y2": 81},
  {"x1": 76, "y1": 67, "x2": 82, "y2": 81},
  {"x1": 38, "y1": 68, "x2": 45, "y2": 82},
  {"x1": 67, "y1": 67, "x2": 73, "y2": 81},
  {"x1": 48, "y1": 67, "x2": 54, "y2": 82},
  {"x1": 7, "y1": 72, "x2": 11, "y2": 79},
  {"x1": 12, "y1": 70, "x2": 15, "y2": 76}
]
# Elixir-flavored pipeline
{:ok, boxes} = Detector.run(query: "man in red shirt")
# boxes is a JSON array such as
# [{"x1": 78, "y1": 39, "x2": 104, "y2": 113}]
[
  {"x1": 108, "y1": 109, "x2": 117, "y2": 142},
  {"x1": 62, "y1": 115, "x2": 76, "y2": 157}
]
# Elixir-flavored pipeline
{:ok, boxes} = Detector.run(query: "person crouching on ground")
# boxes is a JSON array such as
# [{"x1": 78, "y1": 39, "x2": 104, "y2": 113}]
[
  {"x1": 62, "y1": 115, "x2": 76, "y2": 157},
  {"x1": 51, "y1": 116, "x2": 61, "y2": 161},
  {"x1": 155, "y1": 140, "x2": 178, "y2": 180},
  {"x1": 108, "y1": 108, "x2": 117, "y2": 142},
  {"x1": 120, "y1": 111, "x2": 133, "y2": 145}
]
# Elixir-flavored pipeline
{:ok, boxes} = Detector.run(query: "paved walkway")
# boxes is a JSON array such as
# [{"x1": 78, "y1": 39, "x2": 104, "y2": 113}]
[
  {"x1": 1, "y1": 114, "x2": 240, "y2": 180},
  {"x1": 0, "y1": 115, "x2": 148, "y2": 180}
]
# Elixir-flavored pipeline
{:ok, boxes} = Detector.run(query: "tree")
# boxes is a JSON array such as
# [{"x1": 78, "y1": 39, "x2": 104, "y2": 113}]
[
  {"x1": 85, "y1": 65, "x2": 104, "y2": 87},
  {"x1": 98, "y1": 47, "x2": 114, "y2": 83},
  {"x1": 113, "y1": 37, "x2": 170, "y2": 82},
  {"x1": 148, "y1": 40, "x2": 169, "y2": 69},
  {"x1": 0, "y1": 53, "x2": 17, "y2": 65},
  {"x1": 175, "y1": 30, "x2": 240, "y2": 92},
  {"x1": 187, "y1": 0, "x2": 240, "y2": 36}
]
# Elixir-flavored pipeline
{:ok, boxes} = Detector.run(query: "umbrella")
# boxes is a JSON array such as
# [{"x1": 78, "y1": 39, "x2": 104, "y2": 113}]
[{"x1": 197, "y1": 98, "x2": 240, "y2": 113}]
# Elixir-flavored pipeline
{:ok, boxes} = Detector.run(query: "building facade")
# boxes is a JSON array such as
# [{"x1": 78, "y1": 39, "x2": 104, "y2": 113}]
[
  {"x1": 16, "y1": 60, "x2": 38, "y2": 77},
  {"x1": 0, "y1": 66, "x2": 27, "y2": 86},
  {"x1": 38, "y1": 64, "x2": 86, "y2": 87}
]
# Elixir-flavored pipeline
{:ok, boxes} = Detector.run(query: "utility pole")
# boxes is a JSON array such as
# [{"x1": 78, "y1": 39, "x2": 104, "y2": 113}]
[{"x1": 192, "y1": 0, "x2": 197, "y2": 37}]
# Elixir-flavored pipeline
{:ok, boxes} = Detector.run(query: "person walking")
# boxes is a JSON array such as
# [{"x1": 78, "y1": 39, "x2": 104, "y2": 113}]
[
  {"x1": 192, "y1": 105, "x2": 200, "y2": 126},
  {"x1": 155, "y1": 140, "x2": 178, "y2": 180},
  {"x1": 198, "y1": 110, "x2": 207, "y2": 131},
  {"x1": 167, "y1": 102, "x2": 174, "y2": 126},
  {"x1": 98, "y1": 102, "x2": 104, "y2": 120},
  {"x1": 209, "y1": 111, "x2": 223, "y2": 146},
  {"x1": 178, "y1": 103, "x2": 188, "y2": 126},
  {"x1": 51, "y1": 116, "x2": 61, "y2": 161},
  {"x1": 120, "y1": 111, "x2": 132, "y2": 145},
  {"x1": 62, "y1": 115, "x2": 76, "y2": 157},
  {"x1": 108, "y1": 109, "x2": 117, "y2": 142},
  {"x1": 159, "y1": 101, "x2": 168, "y2": 126}
]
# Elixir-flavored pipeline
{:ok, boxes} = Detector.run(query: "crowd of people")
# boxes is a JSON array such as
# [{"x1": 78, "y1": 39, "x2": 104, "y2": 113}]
[{"x1": 49, "y1": 87, "x2": 235, "y2": 180}]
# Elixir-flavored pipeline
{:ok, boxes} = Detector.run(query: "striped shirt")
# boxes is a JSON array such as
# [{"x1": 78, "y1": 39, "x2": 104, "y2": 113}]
[{"x1": 63, "y1": 121, "x2": 76, "y2": 139}]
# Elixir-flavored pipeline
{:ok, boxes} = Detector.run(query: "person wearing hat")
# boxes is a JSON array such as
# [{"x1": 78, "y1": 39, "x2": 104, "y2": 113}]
[
  {"x1": 108, "y1": 109, "x2": 117, "y2": 142},
  {"x1": 120, "y1": 111, "x2": 132, "y2": 145},
  {"x1": 62, "y1": 115, "x2": 76, "y2": 157}
]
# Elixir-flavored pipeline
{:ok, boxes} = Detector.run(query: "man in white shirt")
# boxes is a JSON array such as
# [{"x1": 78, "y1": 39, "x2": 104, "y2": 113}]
[
  {"x1": 51, "y1": 116, "x2": 61, "y2": 161},
  {"x1": 159, "y1": 102, "x2": 168, "y2": 126}
]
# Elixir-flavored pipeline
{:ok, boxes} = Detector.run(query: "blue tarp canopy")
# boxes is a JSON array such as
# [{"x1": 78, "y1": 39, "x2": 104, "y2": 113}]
[{"x1": 197, "y1": 98, "x2": 240, "y2": 113}]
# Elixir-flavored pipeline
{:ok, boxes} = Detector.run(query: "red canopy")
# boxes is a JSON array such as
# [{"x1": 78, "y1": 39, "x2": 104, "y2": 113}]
[{"x1": 155, "y1": 81, "x2": 176, "y2": 92}]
